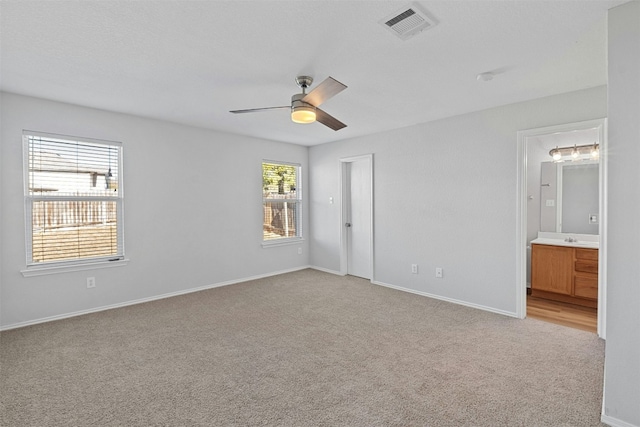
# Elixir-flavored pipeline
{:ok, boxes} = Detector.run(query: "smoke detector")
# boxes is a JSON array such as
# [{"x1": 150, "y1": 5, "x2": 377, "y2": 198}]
[{"x1": 379, "y1": 3, "x2": 437, "y2": 40}]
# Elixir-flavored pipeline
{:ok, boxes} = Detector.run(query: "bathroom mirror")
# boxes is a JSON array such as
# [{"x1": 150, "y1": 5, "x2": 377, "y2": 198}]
[{"x1": 540, "y1": 160, "x2": 599, "y2": 234}]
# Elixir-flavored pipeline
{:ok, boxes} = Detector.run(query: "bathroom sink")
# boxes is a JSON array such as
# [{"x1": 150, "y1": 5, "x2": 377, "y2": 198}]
[{"x1": 531, "y1": 237, "x2": 598, "y2": 249}]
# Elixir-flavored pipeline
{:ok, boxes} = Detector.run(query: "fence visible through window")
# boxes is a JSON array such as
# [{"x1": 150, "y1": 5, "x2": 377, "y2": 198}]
[
  {"x1": 263, "y1": 201, "x2": 298, "y2": 240},
  {"x1": 24, "y1": 131, "x2": 124, "y2": 266},
  {"x1": 262, "y1": 161, "x2": 301, "y2": 242},
  {"x1": 31, "y1": 200, "x2": 118, "y2": 262}
]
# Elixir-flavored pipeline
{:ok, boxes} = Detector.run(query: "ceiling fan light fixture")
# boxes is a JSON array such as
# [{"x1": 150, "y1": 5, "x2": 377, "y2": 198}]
[
  {"x1": 291, "y1": 93, "x2": 316, "y2": 124},
  {"x1": 291, "y1": 105, "x2": 316, "y2": 124}
]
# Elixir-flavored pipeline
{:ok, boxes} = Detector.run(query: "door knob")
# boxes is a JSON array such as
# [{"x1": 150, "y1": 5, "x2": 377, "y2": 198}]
[{"x1": 345, "y1": 222, "x2": 351, "y2": 227}]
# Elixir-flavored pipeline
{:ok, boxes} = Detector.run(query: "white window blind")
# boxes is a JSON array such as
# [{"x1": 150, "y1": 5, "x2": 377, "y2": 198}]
[
  {"x1": 262, "y1": 162, "x2": 301, "y2": 242},
  {"x1": 23, "y1": 131, "x2": 124, "y2": 266}
]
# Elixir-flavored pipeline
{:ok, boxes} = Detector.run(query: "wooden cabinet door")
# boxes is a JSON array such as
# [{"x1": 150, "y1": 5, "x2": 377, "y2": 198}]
[
  {"x1": 531, "y1": 244, "x2": 573, "y2": 295},
  {"x1": 574, "y1": 274, "x2": 599, "y2": 299}
]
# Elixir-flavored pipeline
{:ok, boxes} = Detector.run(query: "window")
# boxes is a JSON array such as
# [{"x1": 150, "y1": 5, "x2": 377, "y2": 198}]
[
  {"x1": 23, "y1": 131, "x2": 124, "y2": 269},
  {"x1": 262, "y1": 161, "x2": 301, "y2": 243}
]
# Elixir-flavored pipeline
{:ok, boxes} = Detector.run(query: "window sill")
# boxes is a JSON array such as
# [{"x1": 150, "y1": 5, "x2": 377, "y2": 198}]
[
  {"x1": 21, "y1": 258, "x2": 129, "y2": 277},
  {"x1": 261, "y1": 238, "x2": 304, "y2": 248}
]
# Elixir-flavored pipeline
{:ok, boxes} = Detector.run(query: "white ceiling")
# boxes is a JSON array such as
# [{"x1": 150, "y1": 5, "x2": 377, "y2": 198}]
[{"x1": 0, "y1": 0, "x2": 627, "y2": 146}]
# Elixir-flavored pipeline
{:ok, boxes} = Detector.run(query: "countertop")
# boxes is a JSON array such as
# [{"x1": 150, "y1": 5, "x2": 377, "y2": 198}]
[{"x1": 530, "y1": 238, "x2": 599, "y2": 249}]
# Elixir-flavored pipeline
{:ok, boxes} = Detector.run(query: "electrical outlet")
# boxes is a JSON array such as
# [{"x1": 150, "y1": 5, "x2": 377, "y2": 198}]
[
  {"x1": 298, "y1": 247, "x2": 303, "y2": 255},
  {"x1": 435, "y1": 268, "x2": 443, "y2": 278},
  {"x1": 86, "y1": 277, "x2": 96, "y2": 288},
  {"x1": 411, "y1": 264, "x2": 418, "y2": 274}
]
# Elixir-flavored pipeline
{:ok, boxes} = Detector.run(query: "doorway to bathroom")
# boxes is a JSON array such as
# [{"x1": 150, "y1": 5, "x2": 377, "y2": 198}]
[{"x1": 516, "y1": 118, "x2": 607, "y2": 338}]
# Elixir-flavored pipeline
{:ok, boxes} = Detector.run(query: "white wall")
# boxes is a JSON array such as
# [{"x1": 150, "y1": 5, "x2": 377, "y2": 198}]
[
  {"x1": 538, "y1": 162, "x2": 558, "y2": 234},
  {"x1": 309, "y1": 86, "x2": 606, "y2": 315},
  {"x1": 603, "y1": 1, "x2": 640, "y2": 426},
  {"x1": 527, "y1": 139, "x2": 553, "y2": 240},
  {"x1": 0, "y1": 92, "x2": 309, "y2": 329}
]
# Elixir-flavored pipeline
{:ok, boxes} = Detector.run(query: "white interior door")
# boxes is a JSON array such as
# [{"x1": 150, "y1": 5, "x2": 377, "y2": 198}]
[{"x1": 343, "y1": 157, "x2": 372, "y2": 279}]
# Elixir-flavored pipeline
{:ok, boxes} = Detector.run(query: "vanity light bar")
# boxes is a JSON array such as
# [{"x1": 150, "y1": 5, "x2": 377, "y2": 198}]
[{"x1": 549, "y1": 143, "x2": 599, "y2": 162}]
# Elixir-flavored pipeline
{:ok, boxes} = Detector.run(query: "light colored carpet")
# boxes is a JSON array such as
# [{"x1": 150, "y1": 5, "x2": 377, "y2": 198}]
[{"x1": 1, "y1": 269, "x2": 605, "y2": 426}]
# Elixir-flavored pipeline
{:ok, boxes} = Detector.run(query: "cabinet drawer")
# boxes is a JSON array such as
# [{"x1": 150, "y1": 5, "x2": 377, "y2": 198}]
[
  {"x1": 574, "y1": 274, "x2": 598, "y2": 299},
  {"x1": 576, "y1": 248, "x2": 598, "y2": 261},
  {"x1": 575, "y1": 260, "x2": 598, "y2": 274}
]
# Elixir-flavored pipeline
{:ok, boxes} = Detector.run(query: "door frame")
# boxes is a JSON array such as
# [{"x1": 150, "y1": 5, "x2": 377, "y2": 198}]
[
  {"x1": 340, "y1": 154, "x2": 374, "y2": 281},
  {"x1": 516, "y1": 118, "x2": 607, "y2": 338}
]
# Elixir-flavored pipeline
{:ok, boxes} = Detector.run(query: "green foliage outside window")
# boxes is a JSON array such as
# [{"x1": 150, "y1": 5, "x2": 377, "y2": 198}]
[{"x1": 262, "y1": 163, "x2": 297, "y2": 195}]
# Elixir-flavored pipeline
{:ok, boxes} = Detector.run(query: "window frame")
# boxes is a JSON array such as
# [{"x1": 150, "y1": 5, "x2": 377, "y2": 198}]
[
  {"x1": 21, "y1": 130, "x2": 128, "y2": 276},
  {"x1": 261, "y1": 160, "x2": 303, "y2": 247}
]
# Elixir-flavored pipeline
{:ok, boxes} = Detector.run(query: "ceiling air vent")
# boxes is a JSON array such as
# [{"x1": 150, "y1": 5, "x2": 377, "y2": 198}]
[{"x1": 379, "y1": 3, "x2": 437, "y2": 40}]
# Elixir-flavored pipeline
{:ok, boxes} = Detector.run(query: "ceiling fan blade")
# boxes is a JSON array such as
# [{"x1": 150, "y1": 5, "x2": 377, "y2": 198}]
[
  {"x1": 316, "y1": 108, "x2": 347, "y2": 131},
  {"x1": 302, "y1": 77, "x2": 347, "y2": 107},
  {"x1": 230, "y1": 106, "x2": 289, "y2": 114}
]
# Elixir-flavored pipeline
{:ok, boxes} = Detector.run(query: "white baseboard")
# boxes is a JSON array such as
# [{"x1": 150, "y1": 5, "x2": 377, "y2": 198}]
[
  {"x1": 601, "y1": 414, "x2": 639, "y2": 427},
  {"x1": 0, "y1": 266, "x2": 310, "y2": 331},
  {"x1": 309, "y1": 265, "x2": 343, "y2": 276},
  {"x1": 371, "y1": 280, "x2": 519, "y2": 318},
  {"x1": 308, "y1": 269, "x2": 519, "y2": 319}
]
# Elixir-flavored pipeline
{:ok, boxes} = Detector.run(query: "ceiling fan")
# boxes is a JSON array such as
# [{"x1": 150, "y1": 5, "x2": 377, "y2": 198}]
[{"x1": 230, "y1": 76, "x2": 347, "y2": 131}]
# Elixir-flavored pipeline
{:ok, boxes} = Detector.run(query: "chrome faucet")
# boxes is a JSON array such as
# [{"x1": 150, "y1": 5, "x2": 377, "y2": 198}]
[{"x1": 564, "y1": 236, "x2": 577, "y2": 243}]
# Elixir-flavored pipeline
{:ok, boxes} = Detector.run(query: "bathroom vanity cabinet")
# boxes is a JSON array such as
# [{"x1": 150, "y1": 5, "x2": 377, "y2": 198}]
[{"x1": 531, "y1": 243, "x2": 598, "y2": 308}]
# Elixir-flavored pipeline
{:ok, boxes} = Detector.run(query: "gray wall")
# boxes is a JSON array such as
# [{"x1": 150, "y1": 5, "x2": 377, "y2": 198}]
[
  {"x1": 528, "y1": 140, "x2": 556, "y2": 240},
  {"x1": 0, "y1": 92, "x2": 309, "y2": 328},
  {"x1": 539, "y1": 162, "x2": 558, "y2": 232},
  {"x1": 603, "y1": 1, "x2": 640, "y2": 426},
  {"x1": 309, "y1": 86, "x2": 606, "y2": 315},
  {"x1": 527, "y1": 139, "x2": 558, "y2": 287}
]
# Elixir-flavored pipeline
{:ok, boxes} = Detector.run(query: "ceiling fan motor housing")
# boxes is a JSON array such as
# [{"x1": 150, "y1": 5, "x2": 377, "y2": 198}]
[{"x1": 291, "y1": 93, "x2": 316, "y2": 124}]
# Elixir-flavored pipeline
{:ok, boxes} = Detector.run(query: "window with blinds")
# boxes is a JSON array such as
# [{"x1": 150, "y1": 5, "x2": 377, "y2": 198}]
[
  {"x1": 262, "y1": 161, "x2": 302, "y2": 242},
  {"x1": 23, "y1": 131, "x2": 124, "y2": 266}
]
